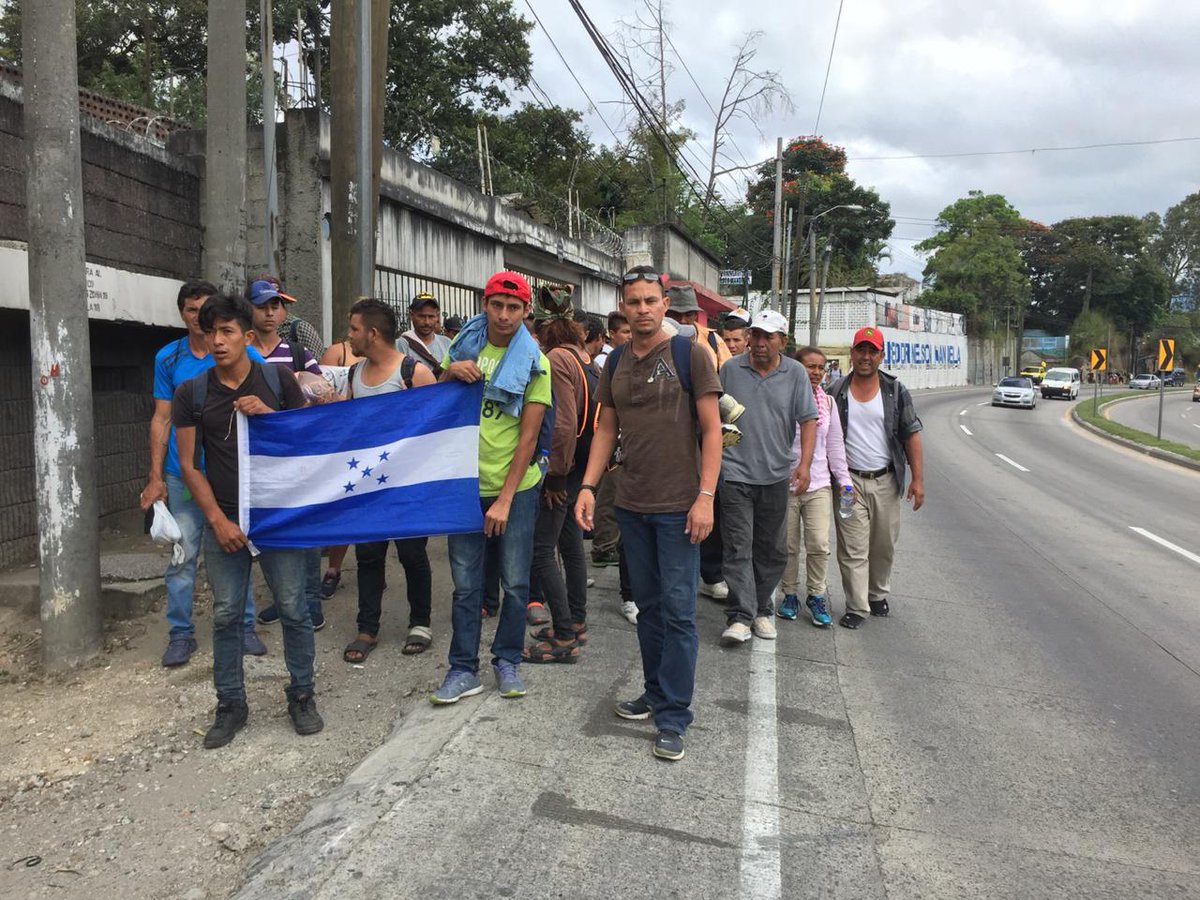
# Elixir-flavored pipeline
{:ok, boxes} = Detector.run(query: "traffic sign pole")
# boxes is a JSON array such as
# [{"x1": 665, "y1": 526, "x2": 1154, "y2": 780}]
[{"x1": 1157, "y1": 374, "x2": 1165, "y2": 440}]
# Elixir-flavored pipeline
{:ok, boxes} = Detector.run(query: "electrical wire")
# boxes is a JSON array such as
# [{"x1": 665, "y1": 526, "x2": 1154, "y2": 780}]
[
  {"x1": 812, "y1": 0, "x2": 846, "y2": 136},
  {"x1": 848, "y1": 136, "x2": 1200, "y2": 161}
]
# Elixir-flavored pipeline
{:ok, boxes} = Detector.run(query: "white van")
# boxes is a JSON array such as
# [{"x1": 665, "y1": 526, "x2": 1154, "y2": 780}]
[{"x1": 1040, "y1": 367, "x2": 1081, "y2": 400}]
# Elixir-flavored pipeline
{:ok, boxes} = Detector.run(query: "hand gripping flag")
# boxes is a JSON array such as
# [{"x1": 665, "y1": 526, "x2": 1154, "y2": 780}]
[{"x1": 237, "y1": 380, "x2": 484, "y2": 548}]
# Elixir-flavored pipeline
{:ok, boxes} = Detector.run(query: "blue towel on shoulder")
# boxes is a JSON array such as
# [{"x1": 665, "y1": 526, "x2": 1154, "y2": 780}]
[{"x1": 447, "y1": 312, "x2": 544, "y2": 418}]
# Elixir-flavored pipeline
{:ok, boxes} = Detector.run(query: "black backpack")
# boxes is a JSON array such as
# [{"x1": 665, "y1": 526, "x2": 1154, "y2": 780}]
[{"x1": 186, "y1": 362, "x2": 286, "y2": 468}]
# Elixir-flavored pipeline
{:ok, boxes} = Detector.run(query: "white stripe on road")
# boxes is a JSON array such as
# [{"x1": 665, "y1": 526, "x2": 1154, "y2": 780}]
[
  {"x1": 959, "y1": 409, "x2": 968, "y2": 416},
  {"x1": 995, "y1": 453, "x2": 1030, "y2": 472},
  {"x1": 960, "y1": 425, "x2": 973, "y2": 436},
  {"x1": 739, "y1": 637, "x2": 781, "y2": 900},
  {"x1": 976, "y1": 401, "x2": 990, "y2": 407},
  {"x1": 1129, "y1": 528, "x2": 1200, "y2": 566}
]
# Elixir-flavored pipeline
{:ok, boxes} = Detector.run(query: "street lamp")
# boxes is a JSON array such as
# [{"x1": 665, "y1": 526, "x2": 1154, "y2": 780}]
[{"x1": 806, "y1": 204, "x2": 865, "y2": 346}]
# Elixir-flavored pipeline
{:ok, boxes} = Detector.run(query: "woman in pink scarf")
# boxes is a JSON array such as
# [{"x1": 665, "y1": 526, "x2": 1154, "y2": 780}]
[{"x1": 779, "y1": 347, "x2": 852, "y2": 625}]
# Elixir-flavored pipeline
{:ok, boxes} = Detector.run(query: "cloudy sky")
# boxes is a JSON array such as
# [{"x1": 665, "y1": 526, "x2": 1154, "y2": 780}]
[{"x1": 520, "y1": 0, "x2": 1200, "y2": 277}]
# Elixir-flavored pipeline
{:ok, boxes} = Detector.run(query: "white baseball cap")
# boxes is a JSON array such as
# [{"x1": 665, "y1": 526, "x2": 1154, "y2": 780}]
[{"x1": 749, "y1": 309, "x2": 789, "y2": 335}]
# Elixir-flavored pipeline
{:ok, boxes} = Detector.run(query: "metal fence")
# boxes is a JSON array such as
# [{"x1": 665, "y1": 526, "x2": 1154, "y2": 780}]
[{"x1": 373, "y1": 267, "x2": 482, "y2": 331}]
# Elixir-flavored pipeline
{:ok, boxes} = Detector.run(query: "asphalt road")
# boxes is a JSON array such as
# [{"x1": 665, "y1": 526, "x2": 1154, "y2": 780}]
[
  {"x1": 235, "y1": 387, "x2": 1200, "y2": 900},
  {"x1": 1104, "y1": 388, "x2": 1200, "y2": 449}
]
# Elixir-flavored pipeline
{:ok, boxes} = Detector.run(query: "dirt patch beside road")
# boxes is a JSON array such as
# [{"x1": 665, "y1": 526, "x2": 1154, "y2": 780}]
[{"x1": 0, "y1": 538, "x2": 460, "y2": 900}]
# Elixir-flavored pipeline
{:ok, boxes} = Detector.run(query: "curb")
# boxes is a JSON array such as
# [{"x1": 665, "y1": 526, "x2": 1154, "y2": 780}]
[{"x1": 1070, "y1": 403, "x2": 1200, "y2": 473}]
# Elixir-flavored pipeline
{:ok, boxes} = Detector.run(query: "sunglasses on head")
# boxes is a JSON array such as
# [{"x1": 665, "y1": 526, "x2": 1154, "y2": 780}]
[{"x1": 622, "y1": 271, "x2": 665, "y2": 285}]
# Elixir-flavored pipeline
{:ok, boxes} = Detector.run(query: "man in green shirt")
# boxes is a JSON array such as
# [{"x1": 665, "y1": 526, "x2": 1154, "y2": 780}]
[{"x1": 432, "y1": 271, "x2": 551, "y2": 704}]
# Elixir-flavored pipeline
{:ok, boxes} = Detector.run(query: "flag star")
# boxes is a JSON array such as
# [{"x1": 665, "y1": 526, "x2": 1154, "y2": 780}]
[
  {"x1": 378, "y1": 450, "x2": 390, "y2": 461},
  {"x1": 376, "y1": 473, "x2": 389, "y2": 485},
  {"x1": 347, "y1": 457, "x2": 359, "y2": 469},
  {"x1": 343, "y1": 481, "x2": 355, "y2": 493},
  {"x1": 361, "y1": 466, "x2": 373, "y2": 478}
]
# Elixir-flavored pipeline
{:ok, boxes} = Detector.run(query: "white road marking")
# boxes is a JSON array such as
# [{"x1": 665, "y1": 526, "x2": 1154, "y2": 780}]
[
  {"x1": 995, "y1": 453, "x2": 1030, "y2": 472},
  {"x1": 976, "y1": 401, "x2": 990, "y2": 407},
  {"x1": 739, "y1": 636, "x2": 781, "y2": 900},
  {"x1": 960, "y1": 425, "x2": 973, "y2": 436},
  {"x1": 1129, "y1": 528, "x2": 1200, "y2": 566},
  {"x1": 959, "y1": 409, "x2": 968, "y2": 416}
]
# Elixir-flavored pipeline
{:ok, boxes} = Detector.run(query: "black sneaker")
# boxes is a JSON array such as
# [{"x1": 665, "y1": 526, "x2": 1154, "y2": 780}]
[
  {"x1": 615, "y1": 697, "x2": 654, "y2": 720},
  {"x1": 591, "y1": 552, "x2": 620, "y2": 568},
  {"x1": 257, "y1": 604, "x2": 280, "y2": 626},
  {"x1": 288, "y1": 695, "x2": 324, "y2": 736},
  {"x1": 318, "y1": 571, "x2": 341, "y2": 600},
  {"x1": 839, "y1": 612, "x2": 866, "y2": 630},
  {"x1": 203, "y1": 702, "x2": 249, "y2": 749},
  {"x1": 868, "y1": 598, "x2": 890, "y2": 617},
  {"x1": 653, "y1": 730, "x2": 684, "y2": 761}
]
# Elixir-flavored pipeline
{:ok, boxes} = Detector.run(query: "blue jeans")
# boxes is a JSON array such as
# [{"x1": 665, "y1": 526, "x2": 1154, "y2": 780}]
[
  {"x1": 165, "y1": 474, "x2": 254, "y2": 639},
  {"x1": 446, "y1": 487, "x2": 539, "y2": 673},
  {"x1": 203, "y1": 520, "x2": 315, "y2": 704},
  {"x1": 616, "y1": 507, "x2": 700, "y2": 736}
]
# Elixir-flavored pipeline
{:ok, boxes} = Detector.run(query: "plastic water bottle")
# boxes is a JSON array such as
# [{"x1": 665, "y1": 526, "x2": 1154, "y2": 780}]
[
  {"x1": 537, "y1": 449, "x2": 550, "y2": 484},
  {"x1": 838, "y1": 484, "x2": 854, "y2": 520}
]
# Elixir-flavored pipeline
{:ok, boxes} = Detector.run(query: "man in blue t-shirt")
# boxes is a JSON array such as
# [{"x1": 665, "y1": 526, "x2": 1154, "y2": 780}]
[{"x1": 139, "y1": 281, "x2": 264, "y2": 667}]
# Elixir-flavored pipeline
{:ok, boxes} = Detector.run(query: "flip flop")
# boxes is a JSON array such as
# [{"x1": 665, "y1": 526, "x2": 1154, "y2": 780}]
[
  {"x1": 343, "y1": 635, "x2": 378, "y2": 663},
  {"x1": 401, "y1": 625, "x2": 432, "y2": 655}
]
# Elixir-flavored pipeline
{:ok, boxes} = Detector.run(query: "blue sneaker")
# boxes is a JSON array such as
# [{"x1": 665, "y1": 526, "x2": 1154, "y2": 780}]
[
  {"x1": 806, "y1": 595, "x2": 832, "y2": 627},
  {"x1": 653, "y1": 730, "x2": 685, "y2": 761},
  {"x1": 310, "y1": 604, "x2": 325, "y2": 631},
  {"x1": 430, "y1": 669, "x2": 483, "y2": 705},
  {"x1": 493, "y1": 660, "x2": 527, "y2": 698},
  {"x1": 161, "y1": 637, "x2": 198, "y2": 668},
  {"x1": 242, "y1": 627, "x2": 268, "y2": 656},
  {"x1": 777, "y1": 594, "x2": 800, "y2": 620}
]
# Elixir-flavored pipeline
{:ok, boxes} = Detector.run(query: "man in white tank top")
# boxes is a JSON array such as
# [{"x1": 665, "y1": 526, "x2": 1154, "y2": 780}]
[
  {"x1": 828, "y1": 327, "x2": 925, "y2": 629},
  {"x1": 341, "y1": 299, "x2": 437, "y2": 666}
]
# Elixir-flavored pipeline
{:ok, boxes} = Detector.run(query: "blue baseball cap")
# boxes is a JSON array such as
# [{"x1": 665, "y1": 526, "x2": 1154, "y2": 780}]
[{"x1": 248, "y1": 279, "x2": 295, "y2": 306}]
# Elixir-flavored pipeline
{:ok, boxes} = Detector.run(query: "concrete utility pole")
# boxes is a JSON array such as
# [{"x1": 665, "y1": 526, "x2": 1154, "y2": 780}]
[
  {"x1": 23, "y1": 0, "x2": 103, "y2": 669},
  {"x1": 807, "y1": 223, "x2": 819, "y2": 346},
  {"x1": 204, "y1": 0, "x2": 248, "y2": 293},
  {"x1": 331, "y1": 0, "x2": 387, "y2": 331},
  {"x1": 780, "y1": 206, "x2": 794, "y2": 317},
  {"x1": 261, "y1": 0, "x2": 280, "y2": 278},
  {"x1": 770, "y1": 137, "x2": 783, "y2": 308}
]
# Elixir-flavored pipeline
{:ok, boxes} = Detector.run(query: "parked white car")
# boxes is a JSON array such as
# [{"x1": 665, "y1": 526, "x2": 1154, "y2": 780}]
[
  {"x1": 1040, "y1": 367, "x2": 1081, "y2": 400},
  {"x1": 1129, "y1": 374, "x2": 1162, "y2": 390}
]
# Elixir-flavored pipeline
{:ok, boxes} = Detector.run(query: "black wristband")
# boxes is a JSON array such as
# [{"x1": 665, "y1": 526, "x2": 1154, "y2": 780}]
[{"x1": 580, "y1": 483, "x2": 598, "y2": 494}]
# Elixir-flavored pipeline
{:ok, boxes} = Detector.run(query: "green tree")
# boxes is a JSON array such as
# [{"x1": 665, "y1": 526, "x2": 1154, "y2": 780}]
[
  {"x1": 743, "y1": 137, "x2": 893, "y2": 288},
  {"x1": 1146, "y1": 190, "x2": 1200, "y2": 305},
  {"x1": 915, "y1": 191, "x2": 1030, "y2": 335}
]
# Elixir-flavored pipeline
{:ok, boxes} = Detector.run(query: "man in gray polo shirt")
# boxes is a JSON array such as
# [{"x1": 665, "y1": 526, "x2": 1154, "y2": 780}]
[{"x1": 719, "y1": 310, "x2": 817, "y2": 645}]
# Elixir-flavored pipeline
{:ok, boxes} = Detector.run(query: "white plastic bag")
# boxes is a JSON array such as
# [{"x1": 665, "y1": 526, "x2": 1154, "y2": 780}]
[{"x1": 149, "y1": 500, "x2": 186, "y2": 565}]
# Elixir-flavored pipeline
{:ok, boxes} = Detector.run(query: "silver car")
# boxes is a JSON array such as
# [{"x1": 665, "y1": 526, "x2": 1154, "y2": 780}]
[
  {"x1": 1129, "y1": 373, "x2": 1161, "y2": 390},
  {"x1": 992, "y1": 376, "x2": 1037, "y2": 409}
]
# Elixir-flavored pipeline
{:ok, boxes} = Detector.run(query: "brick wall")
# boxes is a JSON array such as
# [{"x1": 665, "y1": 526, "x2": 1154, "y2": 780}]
[{"x1": 0, "y1": 309, "x2": 179, "y2": 567}]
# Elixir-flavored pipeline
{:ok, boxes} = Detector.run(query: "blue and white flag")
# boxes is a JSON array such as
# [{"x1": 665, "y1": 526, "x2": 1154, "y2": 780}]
[{"x1": 237, "y1": 381, "x2": 484, "y2": 548}]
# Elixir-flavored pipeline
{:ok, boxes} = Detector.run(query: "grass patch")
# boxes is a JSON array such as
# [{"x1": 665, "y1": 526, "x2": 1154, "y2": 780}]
[{"x1": 1074, "y1": 389, "x2": 1200, "y2": 462}]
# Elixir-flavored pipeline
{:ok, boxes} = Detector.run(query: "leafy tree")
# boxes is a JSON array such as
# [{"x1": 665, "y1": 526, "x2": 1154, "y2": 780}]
[
  {"x1": 1146, "y1": 190, "x2": 1200, "y2": 305},
  {"x1": 743, "y1": 137, "x2": 894, "y2": 288},
  {"x1": 914, "y1": 191, "x2": 1029, "y2": 336}
]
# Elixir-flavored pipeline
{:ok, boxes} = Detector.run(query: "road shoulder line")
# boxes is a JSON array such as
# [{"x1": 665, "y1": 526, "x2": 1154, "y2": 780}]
[{"x1": 1070, "y1": 405, "x2": 1200, "y2": 473}]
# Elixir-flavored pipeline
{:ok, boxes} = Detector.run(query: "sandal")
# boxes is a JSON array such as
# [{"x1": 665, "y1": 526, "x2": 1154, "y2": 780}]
[
  {"x1": 343, "y1": 634, "x2": 378, "y2": 663},
  {"x1": 401, "y1": 625, "x2": 432, "y2": 655},
  {"x1": 530, "y1": 623, "x2": 588, "y2": 645},
  {"x1": 522, "y1": 639, "x2": 580, "y2": 664}
]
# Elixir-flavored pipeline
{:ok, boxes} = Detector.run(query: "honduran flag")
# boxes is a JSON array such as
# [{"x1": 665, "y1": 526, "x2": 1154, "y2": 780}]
[{"x1": 237, "y1": 380, "x2": 484, "y2": 549}]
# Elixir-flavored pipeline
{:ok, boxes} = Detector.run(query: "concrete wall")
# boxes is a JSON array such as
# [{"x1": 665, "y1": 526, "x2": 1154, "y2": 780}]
[{"x1": 622, "y1": 224, "x2": 722, "y2": 293}]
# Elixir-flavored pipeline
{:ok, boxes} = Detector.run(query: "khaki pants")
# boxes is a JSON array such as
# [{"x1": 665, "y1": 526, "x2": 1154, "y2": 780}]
[
  {"x1": 782, "y1": 486, "x2": 833, "y2": 598},
  {"x1": 835, "y1": 473, "x2": 901, "y2": 617}
]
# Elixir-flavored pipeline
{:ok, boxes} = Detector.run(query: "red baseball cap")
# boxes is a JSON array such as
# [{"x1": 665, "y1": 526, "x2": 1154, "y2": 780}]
[
  {"x1": 483, "y1": 271, "x2": 532, "y2": 304},
  {"x1": 852, "y1": 326, "x2": 884, "y2": 350}
]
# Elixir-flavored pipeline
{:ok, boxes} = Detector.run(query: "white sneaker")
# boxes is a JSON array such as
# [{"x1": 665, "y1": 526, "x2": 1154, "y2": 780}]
[
  {"x1": 700, "y1": 580, "x2": 730, "y2": 601},
  {"x1": 721, "y1": 622, "x2": 752, "y2": 645},
  {"x1": 587, "y1": 577, "x2": 596, "y2": 588},
  {"x1": 752, "y1": 616, "x2": 777, "y2": 640},
  {"x1": 620, "y1": 601, "x2": 639, "y2": 625}
]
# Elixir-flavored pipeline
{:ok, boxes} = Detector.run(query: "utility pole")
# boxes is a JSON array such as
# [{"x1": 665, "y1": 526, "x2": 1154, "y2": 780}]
[
  {"x1": 807, "y1": 223, "x2": 819, "y2": 346},
  {"x1": 770, "y1": 137, "x2": 783, "y2": 308},
  {"x1": 261, "y1": 0, "x2": 280, "y2": 278},
  {"x1": 204, "y1": 0, "x2": 248, "y2": 293},
  {"x1": 23, "y1": 0, "x2": 103, "y2": 669},
  {"x1": 780, "y1": 206, "x2": 794, "y2": 316},
  {"x1": 813, "y1": 240, "x2": 834, "y2": 347}
]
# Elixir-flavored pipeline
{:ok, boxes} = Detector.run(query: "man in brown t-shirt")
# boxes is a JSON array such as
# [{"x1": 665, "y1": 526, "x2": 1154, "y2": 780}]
[{"x1": 575, "y1": 266, "x2": 722, "y2": 762}]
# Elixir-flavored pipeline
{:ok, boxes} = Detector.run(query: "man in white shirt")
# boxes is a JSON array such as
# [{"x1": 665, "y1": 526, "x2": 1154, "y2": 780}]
[{"x1": 828, "y1": 326, "x2": 925, "y2": 629}]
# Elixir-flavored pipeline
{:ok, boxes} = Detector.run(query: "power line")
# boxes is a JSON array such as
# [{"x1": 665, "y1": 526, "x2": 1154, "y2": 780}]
[
  {"x1": 812, "y1": 0, "x2": 845, "y2": 136},
  {"x1": 848, "y1": 136, "x2": 1200, "y2": 161}
]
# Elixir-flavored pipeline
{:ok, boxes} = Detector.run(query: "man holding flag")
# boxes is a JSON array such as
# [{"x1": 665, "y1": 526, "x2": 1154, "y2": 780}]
[
  {"x1": 172, "y1": 293, "x2": 322, "y2": 749},
  {"x1": 432, "y1": 271, "x2": 551, "y2": 705}
]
